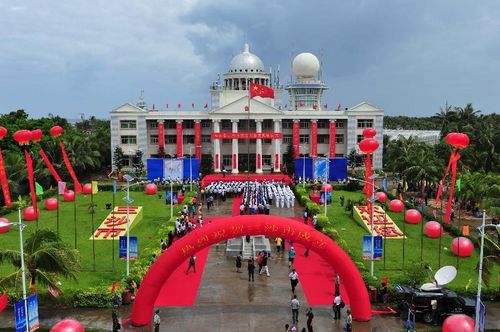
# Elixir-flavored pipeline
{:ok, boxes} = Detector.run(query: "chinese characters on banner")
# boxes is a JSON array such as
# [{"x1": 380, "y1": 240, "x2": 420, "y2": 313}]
[
  {"x1": 354, "y1": 205, "x2": 405, "y2": 239},
  {"x1": 90, "y1": 206, "x2": 143, "y2": 240},
  {"x1": 210, "y1": 132, "x2": 283, "y2": 140}
]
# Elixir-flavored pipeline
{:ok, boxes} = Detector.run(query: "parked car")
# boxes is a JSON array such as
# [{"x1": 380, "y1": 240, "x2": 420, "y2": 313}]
[{"x1": 394, "y1": 284, "x2": 475, "y2": 324}]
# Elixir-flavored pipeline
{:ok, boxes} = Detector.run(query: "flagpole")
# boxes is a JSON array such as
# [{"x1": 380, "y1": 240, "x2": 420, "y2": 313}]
[
  {"x1": 438, "y1": 197, "x2": 443, "y2": 268},
  {"x1": 74, "y1": 189, "x2": 77, "y2": 249},
  {"x1": 91, "y1": 182, "x2": 96, "y2": 272},
  {"x1": 112, "y1": 179, "x2": 116, "y2": 272},
  {"x1": 420, "y1": 199, "x2": 424, "y2": 267},
  {"x1": 402, "y1": 197, "x2": 406, "y2": 270},
  {"x1": 456, "y1": 192, "x2": 461, "y2": 270}
]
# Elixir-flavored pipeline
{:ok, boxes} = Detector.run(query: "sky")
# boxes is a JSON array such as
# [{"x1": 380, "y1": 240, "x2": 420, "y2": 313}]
[{"x1": 1, "y1": 0, "x2": 499, "y2": 119}]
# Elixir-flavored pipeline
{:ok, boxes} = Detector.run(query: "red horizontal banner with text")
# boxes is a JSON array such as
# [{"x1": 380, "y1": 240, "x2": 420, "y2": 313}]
[{"x1": 211, "y1": 132, "x2": 283, "y2": 140}]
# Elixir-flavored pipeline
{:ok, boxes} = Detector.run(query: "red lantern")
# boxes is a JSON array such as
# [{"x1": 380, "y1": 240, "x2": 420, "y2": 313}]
[
  {"x1": 50, "y1": 126, "x2": 64, "y2": 137},
  {"x1": 45, "y1": 198, "x2": 59, "y2": 210},
  {"x1": 23, "y1": 206, "x2": 39, "y2": 221},
  {"x1": 0, "y1": 218, "x2": 11, "y2": 234},
  {"x1": 83, "y1": 183, "x2": 92, "y2": 194},
  {"x1": 63, "y1": 190, "x2": 75, "y2": 202},
  {"x1": 50, "y1": 319, "x2": 85, "y2": 332},
  {"x1": 321, "y1": 183, "x2": 333, "y2": 192},
  {"x1": 389, "y1": 199, "x2": 404, "y2": 213},
  {"x1": 405, "y1": 209, "x2": 422, "y2": 224},
  {"x1": 31, "y1": 129, "x2": 43, "y2": 142},
  {"x1": 13, "y1": 130, "x2": 33, "y2": 145},
  {"x1": 452, "y1": 237, "x2": 474, "y2": 257},
  {"x1": 445, "y1": 132, "x2": 470, "y2": 150},
  {"x1": 424, "y1": 221, "x2": 443, "y2": 238},
  {"x1": 362, "y1": 128, "x2": 376, "y2": 138},
  {"x1": 0, "y1": 126, "x2": 7, "y2": 140},
  {"x1": 442, "y1": 314, "x2": 475, "y2": 332},
  {"x1": 375, "y1": 191, "x2": 387, "y2": 203},
  {"x1": 145, "y1": 183, "x2": 158, "y2": 195},
  {"x1": 358, "y1": 138, "x2": 379, "y2": 154}
]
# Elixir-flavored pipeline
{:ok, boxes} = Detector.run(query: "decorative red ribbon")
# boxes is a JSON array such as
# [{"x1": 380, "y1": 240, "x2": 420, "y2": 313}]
[
  {"x1": 59, "y1": 141, "x2": 82, "y2": 193},
  {"x1": 364, "y1": 154, "x2": 373, "y2": 218},
  {"x1": 158, "y1": 122, "x2": 165, "y2": 149},
  {"x1": 39, "y1": 148, "x2": 62, "y2": 182},
  {"x1": 436, "y1": 151, "x2": 461, "y2": 223},
  {"x1": 24, "y1": 149, "x2": 37, "y2": 211},
  {"x1": 0, "y1": 147, "x2": 12, "y2": 207}
]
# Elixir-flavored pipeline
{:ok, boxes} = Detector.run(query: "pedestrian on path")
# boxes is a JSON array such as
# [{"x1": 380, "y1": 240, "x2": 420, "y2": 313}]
[
  {"x1": 235, "y1": 251, "x2": 243, "y2": 273},
  {"x1": 153, "y1": 309, "x2": 160, "y2": 332},
  {"x1": 275, "y1": 237, "x2": 283, "y2": 255},
  {"x1": 288, "y1": 246, "x2": 296, "y2": 268},
  {"x1": 185, "y1": 255, "x2": 196, "y2": 274},
  {"x1": 248, "y1": 258, "x2": 255, "y2": 281},
  {"x1": 260, "y1": 252, "x2": 270, "y2": 277},
  {"x1": 290, "y1": 294, "x2": 300, "y2": 325},
  {"x1": 343, "y1": 309, "x2": 352, "y2": 331},
  {"x1": 289, "y1": 268, "x2": 299, "y2": 294},
  {"x1": 306, "y1": 307, "x2": 314, "y2": 332},
  {"x1": 333, "y1": 294, "x2": 342, "y2": 320}
]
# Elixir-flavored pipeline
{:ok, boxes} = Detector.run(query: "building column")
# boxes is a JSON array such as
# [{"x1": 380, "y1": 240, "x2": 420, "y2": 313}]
[
  {"x1": 213, "y1": 120, "x2": 221, "y2": 172},
  {"x1": 232, "y1": 119, "x2": 239, "y2": 173},
  {"x1": 194, "y1": 120, "x2": 202, "y2": 161},
  {"x1": 176, "y1": 120, "x2": 183, "y2": 158},
  {"x1": 329, "y1": 120, "x2": 336, "y2": 158},
  {"x1": 157, "y1": 120, "x2": 165, "y2": 153},
  {"x1": 311, "y1": 119, "x2": 318, "y2": 157},
  {"x1": 255, "y1": 119, "x2": 263, "y2": 174},
  {"x1": 274, "y1": 120, "x2": 281, "y2": 172},
  {"x1": 293, "y1": 120, "x2": 300, "y2": 158}
]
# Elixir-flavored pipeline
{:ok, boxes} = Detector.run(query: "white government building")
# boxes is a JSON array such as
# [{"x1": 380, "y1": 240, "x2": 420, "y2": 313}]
[{"x1": 110, "y1": 44, "x2": 384, "y2": 173}]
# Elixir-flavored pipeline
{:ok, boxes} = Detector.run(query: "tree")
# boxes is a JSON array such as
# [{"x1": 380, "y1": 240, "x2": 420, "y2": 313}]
[
  {"x1": 200, "y1": 154, "x2": 213, "y2": 176},
  {"x1": 283, "y1": 143, "x2": 295, "y2": 176},
  {"x1": 347, "y1": 149, "x2": 363, "y2": 172},
  {"x1": 132, "y1": 150, "x2": 144, "y2": 177},
  {"x1": 113, "y1": 146, "x2": 125, "y2": 172},
  {"x1": 0, "y1": 229, "x2": 81, "y2": 292}
]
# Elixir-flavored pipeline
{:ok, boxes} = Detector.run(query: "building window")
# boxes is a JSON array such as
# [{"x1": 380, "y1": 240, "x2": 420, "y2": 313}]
[
  {"x1": 336, "y1": 121, "x2": 345, "y2": 128},
  {"x1": 183, "y1": 121, "x2": 194, "y2": 129},
  {"x1": 317, "y1": 134, "x2": 329, "y2": 144},
  {"x1": 336, "y1": 134, "x2": 344, "y2": 144},
  {"x1": 202, "y1": 121, "x2": 212, "y2": 128},
  {"x1": 263, "y1": 139, "x2": 272, "y2": 144},
  {"x1": 150, "y1": 135, "x2": 158, "y2": 144},
  {"x1": 202, "y1": 135, "x2": 211, "y2": 143},
  {"x1": 149, "y1": 122, "x2": 158, "y2": 129},
  {"x1": 357, "y1": 119, "x2": 374, "y2": 128},
  {"x1": 283, "y1": 135, "x2": 293, "y2": 144},
  {"x1": 222, "y1": 139, "x2": 231, "y2": 144},
  {"x1": 120, "y1": 120, "x2": 137, "y2": 129},
  {"x1": 122, "y1": 156, "x2": 133, "y2": 167},
  {"x1": 299, "y1": 135, "x2": 309, "y2": 144},
  {"x1": 357, "y1": 135, "x2": 364, "y2": 143},
  {"x1": 166, "y1": 135, "x2": 177, "y2": 144},
  {"x1": 300, "y1": 121, "x2": 310, "y2": 129},
  {"x1": 318, "y1": 120, "x2": 328, "y2": 129},
  {"x1": 183, "y1": 135, "x2": 195, "y2": 144},
  {"x1": 121, "y1": 135, "x2": 137, "y2": 144},
  {"x1": 282, "y1": 120, "x2": 293, "y2": 129},
  {"x1": 262, "y1": 155, "x2": 271, "y2": 166},
  {"x1": 166, "y1": 121, "x2": 177, "y2": 129},
  {"x1": 263, "y1": 120, "x2": 273, "y2": 130},
  {"x1": 221, "y1": 121, "x2": 232, "y2": 130},
  {"x1": 223, "y1": 155, "x2": 232, "y2": 167},
  {"x1": 335, "y1": 153, "x2": 344, "y2": 157}
]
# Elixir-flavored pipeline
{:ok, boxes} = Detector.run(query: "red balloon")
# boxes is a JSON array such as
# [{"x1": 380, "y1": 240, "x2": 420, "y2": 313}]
[
  {"x1": 375, "y1": 191, "x2": 387, "y2": 203},
  {"x1": 63, "y1": 190, "x2": 75, "y2": 202},
  {"x1": 442, "y1": 314, "x2": 475, "y2": 332},
  {"x1": 358, "y1": 138, "x2": 379, "y2": 154},
  {"x1": 389, "y1": 199, "x2": 404, "y2": 213},
  {"x1": 424, "y1": 221, "x2": 443, "y2": 238},
  {"x1": 321, "y1": 183, "x2": 333, "y2": 192},
  {"x1": 452, "y1": 237, "x2": 474, "y2": 257},
  {"x1": 50, "y1": 126, "x2": 64, "y2": 137},
  {"x1": 405, "y1": 209, "x2": 422, "y2": 224},
  {"x1": 31, "y1": 129, "x2": 43, "y2": 142},
  {"x1": 445, "y1": 132, "x2": 470, "y2": 150},
  {"x1": 0, "y1": 218, "x2": 11, "y2": 234},
  {"x1": 0, "y1": 126, "x2": 7, "y2": 140},
  {"x1": 23, "y1": 206, "x2": 39, "y2": 221},
  {"x1": 83, "y1": 183, "x2": 92, "y2": 194},
  {"x1": 13, "y1": 130, "x2": 33, "y2": 145},
  {"x1": 362, "y1": 128, "x2": 376, "y2": 138},
  {"x1": 45, "y1": 198, "x2": 59, "y2": 210},
  {"x1": 145, "y1": 183, "x2": 158, "y2": 195},
  {"x1": 50, "y1": 319, "x2": 85, "y2": 332}
]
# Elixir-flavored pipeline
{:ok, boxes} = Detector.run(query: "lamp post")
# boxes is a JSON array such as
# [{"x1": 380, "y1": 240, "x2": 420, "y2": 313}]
[
  {"x1": 475, "y1": 211, "x2": 500, "y2": 332},
  {"x1": 300, "y1": 145, "x2": 307, "y2": 189},
  {"x1": 322, "y1": 156, "x2": 330, "y2": 216},
  {"x1": 189, "y1": 147, "x2": 193, "y2": 192},
  {"x1": 166, "y1": 154, "x2": 174, "y2": 219},
  {"x1": 123, "y1": 174, "x2": 134, "y2": 276}
]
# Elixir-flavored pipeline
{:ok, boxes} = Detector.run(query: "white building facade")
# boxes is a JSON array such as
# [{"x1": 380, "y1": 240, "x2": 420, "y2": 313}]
[{"x1": 110, "y1": 44, "x2": 384, "y2": 173}]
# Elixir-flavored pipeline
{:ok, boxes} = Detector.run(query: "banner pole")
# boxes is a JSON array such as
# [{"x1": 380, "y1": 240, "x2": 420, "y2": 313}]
[
  {"x1": 112, "y1": 180, "x2": 116, "y2": 272},
  {"x1": 74, "y1": 190, "x2": 77, "y2": 249},
  {"x1": 91, "y1": 184, "x2": 96, "y2": 272}
]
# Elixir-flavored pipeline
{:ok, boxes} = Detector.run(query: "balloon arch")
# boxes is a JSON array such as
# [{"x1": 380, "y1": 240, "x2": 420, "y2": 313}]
[{"x1": 130, "y1": 215, "x2": 371, "y2": 326}]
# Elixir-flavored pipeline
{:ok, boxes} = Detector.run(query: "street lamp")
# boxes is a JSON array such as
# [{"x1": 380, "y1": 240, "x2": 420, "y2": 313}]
[
  {"x1": 165, "y1": 154, "x2": 174, "y2": 219},
  {"x1": 475, "y1": 211, "x2": 500, "y2": 332},
  {"x1": 299, "y1": 145, "x2": 308, "y2": 189},
  {"x1": 321, "y1": 156, "x2": 330, "y2": 216},
  {"x1": 123, "y1": 174, "x2": 134, "y2": 276}
]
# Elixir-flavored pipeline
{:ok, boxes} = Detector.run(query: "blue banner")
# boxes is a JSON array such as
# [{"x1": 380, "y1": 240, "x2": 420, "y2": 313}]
[
  {"x1": 320, "y1": 191, "x2": 332, "y2": 203},
  {"x1": 313, "y1": 159, "x2": 328, "y2": 180},
  {"x1": 165, "y1": 191, "x2": 178, "y2": 204},
  {"x1": 14, "y1": 300, "x2": 27, "y2": 332},
  {"x1": 362, "y1": 235, "x2": 383, "y2": 261},
  {"x1": 119, "y1": 236, "x2": 138, "y2": 260},
  {"x1": 113, "y1": 179, "x2": 117, "y2": 194},
  {"x1": 27, "y1": 295, "x2": 39, "y2": 332},
  {"x1": 374, "y1": 236, "x2": 383, "y2": 260}
]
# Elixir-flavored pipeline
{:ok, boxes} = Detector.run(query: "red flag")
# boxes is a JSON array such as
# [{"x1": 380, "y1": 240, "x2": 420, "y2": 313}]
[
  {"x1": 204, "y1": 103, "x2": 208, "y2": 109},
  {"x1": 152, "y1": 104, "x2": 156, "y2": 111},
  {"x1": 0, "y1": 147, "x2": 12, "y2": 208},
  {"x1": 24, "y1": 149, "x2": 37, "y2": 211},
  {"x1": 336, "y1": 103, "x2": 342, "y2": 110},
  {"x1": 299, "y1": 102, "x2": 305, "y2": 107},
  {"x1": 323, "y1": 104, "x2": 328, "y2": 109},
  {"x1": 249, "y1": 82, "x2": 274, "y2": 99},
  {"x1": 284, "y1": 104, "x2": 288, "y2": 109},
  {"x1": 192, "y1": 103, "x2": 195, "y2": 109},
  {"x1": 312, "y1": 104, "x2": 317, "y2": 110},
  {"x1": 59, "y1": 141, "x2": 83, "y2": 193},
  {"x1": 39, "y1": 149, "x2": 62, "y2": 182},
  {"x1": 0, "y1": 292, "x2": 8, "y2": 313},
  {"x1": 111, "y1": 282, "x2": 119, "y2": 293},
  {"x1": 166, "y1": 104, "x2": 169, "y2": 109},
  {"x1": 177, "y1": 103, "x2": 181, "y2": 109},
  {"x1": 47, "y1": 285, "x2": 59, "y2": 298}
]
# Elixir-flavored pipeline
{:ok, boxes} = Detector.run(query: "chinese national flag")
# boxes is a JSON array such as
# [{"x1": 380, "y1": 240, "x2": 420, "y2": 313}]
[
  {"x1": 312, "y1": 104, "x2": 317, "y2": 110},
  {"x1": 204, "y1": 103, "x2": 208, "y2": 109},
  {"x1": 249, "y1": 82, "x2": 274, "y2": 99}
]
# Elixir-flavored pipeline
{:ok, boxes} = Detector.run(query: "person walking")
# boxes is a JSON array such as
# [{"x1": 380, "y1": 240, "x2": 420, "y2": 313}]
[
  {"x1": 112, "y1": 306, "x2": 120, "y2": 332},
  {"x1": 247, "y1": 258, "x2": 255, "y2": 282},
  {"x1": 259, "y1": 252, "x2": 270, "y2": 277},
  {"x1": 303, "y1": 210, "x2": 309, "y2": 224},
  {"x1": 306, "y1": 307, "x2": 314, "y2": 332},
  {"x1": 235, "y1": 251, "x2": 243, "y2": 273},
  {"x1": 290, "y1": 294, "x2": 300, "y2": 325},
  {"x1": 257, "y1": 251, "x2": 264, "y2": 273},
  {"x1": 288, "y1": 246, "x2": 296, "y2": 268},
  {"x1": 333, "y1": 294, "x2": 342, "y2": 320},
  {"x1": 289, "y1": 268, "x2": 299, "y2": 294},
  {"x1": 343, "y1": 309, "x2": 352, "y2": 331},
  {"x1": 153, "y1": 309, "x2": 160, "y2": 332},
  {"x1": 275, "y1": 237, "x2": 283, "y2": 255},
  {"x1": 185, "y1": 255, "x2": 196, "y2": 274}
]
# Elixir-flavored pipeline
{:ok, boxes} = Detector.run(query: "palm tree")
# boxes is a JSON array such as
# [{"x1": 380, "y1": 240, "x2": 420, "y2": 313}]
[
  {"x1": 434, "y1": 104, "x2": 457, "y2": 136},
  {"x1": 0, "y1": 229, "x2": 81, "y2": 292},
  {"x1": 403, "y1": 146, "x2": 441, "y2": 195}
]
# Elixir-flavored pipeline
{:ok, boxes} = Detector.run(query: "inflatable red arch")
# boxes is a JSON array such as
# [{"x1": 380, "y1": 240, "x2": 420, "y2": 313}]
[{"x1": 130, "y1": 215, "x2": 371, "y2": 325}]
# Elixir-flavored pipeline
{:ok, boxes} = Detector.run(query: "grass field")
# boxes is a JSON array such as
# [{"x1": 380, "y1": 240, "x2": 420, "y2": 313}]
[{"x1": 0, "y1": 190, "x2": 172, "y2": 291}]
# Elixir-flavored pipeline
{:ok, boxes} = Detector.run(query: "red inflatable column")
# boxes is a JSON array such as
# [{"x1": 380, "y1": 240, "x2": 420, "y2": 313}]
[
  {"x1": 329, "y1": 120, "x2": 336, "y2": 158},
  {"x1": 293, "y1": 120, "x2": 300, "y2": 158},
  {"x1": 176, "y1": 120, "x2": 183, "y2": 158},
  {"x1": 157, "y1": 120, "x2": 165, "y2": 153},
  {"x1": 311, "y1": 120, "x2": 318, "y2": 157},
  {"x1": 194, "y1": 120, "x2": 202, "y2": 161}
]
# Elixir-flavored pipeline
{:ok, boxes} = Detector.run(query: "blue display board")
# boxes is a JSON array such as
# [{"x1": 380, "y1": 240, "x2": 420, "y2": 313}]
[
  {"x1": 14, "y1": 300, "x2": 27, "y2": 332},
  {"x1": 147, "y1": 159, "x2": 164, "y2": 181},
  {"x1": 313, "y1": 159, "x2": 328, "y2": 180},
  {"x1": 27, "y1": 295, "x2": 39, "y2": 332},
  {"x1": 329, "y1": 158, "x2": 348, "y2": 181},
  {"x1": 183, "y1": 158, "x2": 200, "y2": 180},
  {"x1": 294, "y1": 158, "x2": 314, "y2": 180},
  {"x1": 147, "y1": 158, "x2": 200, "y2": 181},
  {"x1": 362, "y1": 235, "x2": 383, "y2": 261},
  {"x1": 295, "y1": 157, "x2": 347, "y2": 181},
  {"x1": 119, "y1": 236, "x2": 138, "y2": 260}
]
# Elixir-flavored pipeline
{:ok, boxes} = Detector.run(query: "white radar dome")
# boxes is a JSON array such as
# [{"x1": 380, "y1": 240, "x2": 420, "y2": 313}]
[{"x1": 292, "y1": 53, "x2": 320, "y2": 78}]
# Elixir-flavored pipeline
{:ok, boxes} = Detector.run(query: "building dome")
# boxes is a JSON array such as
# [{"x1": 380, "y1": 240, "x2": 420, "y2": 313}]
[
  {"x1": 229, "y1": 44, "x2": 265, "y2": 73},
  {"x1": 292, "y1": 52, "x2": 320, "y2": 78}
]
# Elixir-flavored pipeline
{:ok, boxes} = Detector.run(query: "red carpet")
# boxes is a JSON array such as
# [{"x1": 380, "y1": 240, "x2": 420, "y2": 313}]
[
  {"x1": 201, "y1": 173, "x2": 291, "y2": 188},
  {"x1": 285, "y1": 218, "x2": 350, "y2": 306},
  {"x1": 232, "y1": 196, "x2": 243, "y2": 216}
]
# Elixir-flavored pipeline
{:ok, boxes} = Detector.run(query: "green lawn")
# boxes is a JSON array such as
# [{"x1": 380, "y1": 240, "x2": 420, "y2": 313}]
[{"x1": 0, "y1": 191, "x2": 171, "y2": 291}]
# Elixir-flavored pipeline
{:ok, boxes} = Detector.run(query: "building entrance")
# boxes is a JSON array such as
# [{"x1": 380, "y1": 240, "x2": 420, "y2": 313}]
[{"x1": 238, "y1": 153, "x2": 256, "y2": 172}]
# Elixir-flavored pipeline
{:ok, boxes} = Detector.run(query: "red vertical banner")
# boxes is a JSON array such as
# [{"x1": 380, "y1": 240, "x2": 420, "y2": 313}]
[
  {"x1": 0, "y1": 148, "x2": 12, "y2": 207},
  {"x1": 158, "y1": 121, "x2": 165, "y2": 150},
  {"x1": 194, "y1": 121, "x2": 202, "y2": 160},
  {"x1": 176, "y1": 121, "x2": 183, "y2": 158},
  {"x1": 275, "y1": 153, "x2": 279, "y2": 171},
  {"x1": 59, "y1": 141, "x2": 83, "y2": 193},
  {"x1": 257, "y1": 153, "x2": 261, "y2": 169},
  {"x1": 329, "y1": 121, "x2": 336, "y2": 158},
  {"x1": 445, "y1": 152, "x2": 460, "y2": 223},
  {"x1": 215, "y1": 153, "x2": 219, "y2": 170},
  {"x1": 233, "y1": 154, "x2": 237, "y2": 169},
  {"x1": 39, "y1": 149, "x2": 62, "y2": 182},
  {"x1": 311, "y1": 120, "x2": 318, "y2": 157},
  {"x1": 24, "y1": 149, "x2": 37, "y2": 210},
  {"x1": 293, "y1": 120, "x2": 300, "y2": 158}
]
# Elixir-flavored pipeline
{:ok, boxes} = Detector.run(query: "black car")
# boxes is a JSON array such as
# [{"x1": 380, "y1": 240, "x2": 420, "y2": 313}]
[{"x1": 394, "y1": 284, "x2": 475, "y2": 324}]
